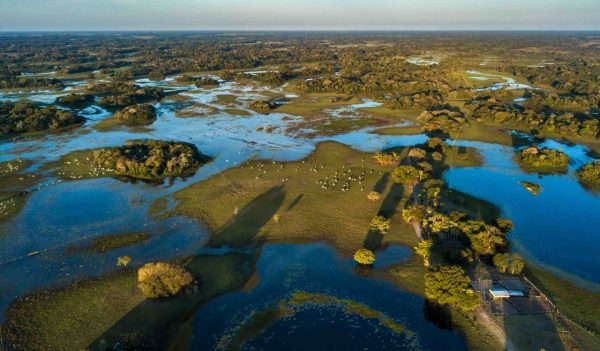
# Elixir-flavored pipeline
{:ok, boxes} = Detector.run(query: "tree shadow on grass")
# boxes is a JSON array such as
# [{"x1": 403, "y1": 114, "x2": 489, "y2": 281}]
[
  {"x1": 209, "y1": 185, "x2": 286, "y2": 248},
  {"x1": 372, "y1": 172, "x2": 389, "y2": 193},
  {"x1": 363, "y1": 179, "x2": 404, "y2": 251}
]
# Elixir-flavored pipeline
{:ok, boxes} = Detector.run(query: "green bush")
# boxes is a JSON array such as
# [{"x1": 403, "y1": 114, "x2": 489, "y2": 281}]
[
  {"x1": 354, "y1": 249, "x2": 376, "y2": 265},
  {"x1": 137, "y1": 262, "x2": 193, "y2": 299},
  {"x1": 369, "y1": 215, "x2": 391, "y2": 234}
]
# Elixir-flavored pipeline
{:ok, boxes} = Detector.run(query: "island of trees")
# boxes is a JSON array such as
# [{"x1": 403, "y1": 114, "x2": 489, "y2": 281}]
[
  {"x1": 92, "y1": 139, "x2": 209, "y2": 179},
  {"x1": 0, "y1": 101, "x2": 84, "y2": 135}
]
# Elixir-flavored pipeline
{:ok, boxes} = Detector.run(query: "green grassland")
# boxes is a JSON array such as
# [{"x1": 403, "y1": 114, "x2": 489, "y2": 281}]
[{"x1": 172, "y1": 141, "x2": 415, "y2": 254}]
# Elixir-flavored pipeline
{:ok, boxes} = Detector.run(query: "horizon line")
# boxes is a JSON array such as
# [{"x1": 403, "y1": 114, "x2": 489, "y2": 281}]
[{"x1": 1, "y1": 28, "x2": 600, "y2": 33}]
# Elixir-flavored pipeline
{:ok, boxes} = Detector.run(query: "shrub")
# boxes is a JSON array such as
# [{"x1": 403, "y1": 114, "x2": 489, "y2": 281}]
[
  {"x1": 354, "y1": 249, "x2": 376, "y2": 265},
  {"x1": 369, "y1": 215, "x2": 391, "y2": 234},
  {"x1": 373, "y1": 151, "x2": 401, "y2": 166},
  {"x1": 367, "y1": 191, "x2": 382, "y2": 201},
  {"x1": 249, "y1": 99, "x2": 275, "y2": 113},
  {"x1": 137, "y1": 262, "x2": 193, "y2": 299},
  {"x1": 117, "y1": 255, "x2": 132, "y2": 266}
]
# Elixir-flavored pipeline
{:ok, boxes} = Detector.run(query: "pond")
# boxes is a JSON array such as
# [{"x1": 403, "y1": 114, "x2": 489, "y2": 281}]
[{"x1": 190, "y1": 243, "x2": 466, "y2": 351}]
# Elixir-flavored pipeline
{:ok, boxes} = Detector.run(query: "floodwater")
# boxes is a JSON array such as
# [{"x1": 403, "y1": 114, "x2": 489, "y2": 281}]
[
  {"x1": 1, "y1": 75, "x2": 599, "y2": 348},
  {"x1": 190, "y1": 243, "x2": 465, "y2": 351}
]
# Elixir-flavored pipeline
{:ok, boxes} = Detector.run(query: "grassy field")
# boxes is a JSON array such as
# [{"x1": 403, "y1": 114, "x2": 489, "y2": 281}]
[
  {"x1": 526, "y1": 265, "x2": 600, "y2": 336},
  {"x1": 2, "y1": 253, "x2": 251, "y2": 351},
  {"x1": 172, "y1": 141, "x2": 417, "y2": 254}
]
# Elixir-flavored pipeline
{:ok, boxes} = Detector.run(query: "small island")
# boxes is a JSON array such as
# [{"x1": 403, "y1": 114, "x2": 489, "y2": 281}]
[
  {"x1": 92, "y1": 139, "x2": 209, "y2": 180},
  {"x1": 577, "y1": 160, "x2": 600, "y2": 190},
  {"x1": 516, "y1": 146, "x2": 569, "y2": 173},
  {"x1": 113, "y1": 104, "x2": 157, "y2": 125},
  {"x1": 55, "y1": 93, "x2": 95, "y2": 108},
  {"x1": 520, "y1": 180, "x2": 542, "y2": 195}
]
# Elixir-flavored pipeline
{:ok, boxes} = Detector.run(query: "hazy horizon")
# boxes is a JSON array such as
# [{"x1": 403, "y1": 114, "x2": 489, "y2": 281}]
[{"x1": 1, "y1": 0, "x2": 599, "y2": 31}]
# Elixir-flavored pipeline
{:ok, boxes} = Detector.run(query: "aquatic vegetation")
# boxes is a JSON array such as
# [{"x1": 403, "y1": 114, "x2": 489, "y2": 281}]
[
  {"x1": 577, "y1": 160, "x2": 600, "y2": 190},
  {"x1": 354, "y1": 248, "x2": 376, "y2": 265},
  {"x1": 117, "y1": 255, "x2": 132, "y2": 266},
  {"x1": 93, "y1": 139, "x2": 208, "y2": 179},
  {"x1": 217, "y1": 291, "x2": 417, "y2": 351},
  {"x1": 66, "y1": 232, "x2": 150, "y2": 254},
  {"x1": 516, "y1": 146, "x2": 569, "y2": 173},
  {"x1": 137, "y1": 262, "x2": 194, "y2": 298},
  {"x1": 520, "y1": 180, "x2": 542, "y2": 195},
  {"x1": 0, "y1": 100, "x2": 84, "y2": 135}
]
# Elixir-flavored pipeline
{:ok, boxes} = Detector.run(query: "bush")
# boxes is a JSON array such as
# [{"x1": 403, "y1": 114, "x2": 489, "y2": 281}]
[
  {"x1": 117, "y1": 255, "x2": 132, "y2": 266},
  {"x1": 354, "y1": 249, "x2": 376, "y2": 265},
  {"x1": 425, "y1": 265, "x2": 480, "y2": 312},
  {"x1": 137, "y1": 262, "x2": 193, "y2": 299},
  {"x1": 367, "y1": 191, "x2": 381, "y2": 201},
  {"x1": 249, "y1": 99, "x2": 275, "y2": 113},
  {"x1": 369, "y1": 215, "x2": 391, "y2": 234},
  {"x1": 373, "y1": 151, "x2": 401, "y2": 166}
]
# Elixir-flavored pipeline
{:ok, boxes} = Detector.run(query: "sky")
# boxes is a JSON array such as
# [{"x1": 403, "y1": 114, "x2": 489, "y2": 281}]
[{"x1": 0, "y1": 0, "x2": 599, "y2": 31}]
